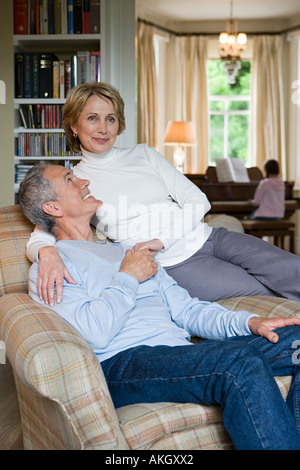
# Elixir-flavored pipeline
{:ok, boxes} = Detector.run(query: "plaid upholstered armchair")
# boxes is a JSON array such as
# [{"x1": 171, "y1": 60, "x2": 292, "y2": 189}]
[{"x1": 0, "y1": 204, "x2": 298, "y2": 450}]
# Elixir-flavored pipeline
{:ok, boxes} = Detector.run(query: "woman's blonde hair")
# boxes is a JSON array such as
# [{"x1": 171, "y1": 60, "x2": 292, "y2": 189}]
[{"x1": 62, "y1": 82, "x2": 126, "y2": 153}]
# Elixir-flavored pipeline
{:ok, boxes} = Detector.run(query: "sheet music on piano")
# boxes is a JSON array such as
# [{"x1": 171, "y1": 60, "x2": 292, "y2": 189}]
[{"x1": 215, "y1": 158, "x2": 250, "y2": 183}]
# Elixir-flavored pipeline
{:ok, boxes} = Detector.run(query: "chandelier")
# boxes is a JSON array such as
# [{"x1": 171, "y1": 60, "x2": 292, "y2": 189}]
[{"x1": 219, "y1": 0, "x2": 247, "y2": 84}]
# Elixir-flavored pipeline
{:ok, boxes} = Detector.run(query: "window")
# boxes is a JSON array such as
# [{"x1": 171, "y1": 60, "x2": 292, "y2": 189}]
[{"x1": 207, "y1": 60, "x2": 251, "y2": 165}]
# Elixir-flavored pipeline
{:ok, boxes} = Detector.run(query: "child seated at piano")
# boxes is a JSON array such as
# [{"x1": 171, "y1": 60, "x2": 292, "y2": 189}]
[{"x1": 249, "y1": 159, "x2": 285, "y2": 221}]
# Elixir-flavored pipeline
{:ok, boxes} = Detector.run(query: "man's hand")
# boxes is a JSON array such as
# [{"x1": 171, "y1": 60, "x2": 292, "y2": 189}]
[
  {"x1": 119, "y1": 249, "x2": 158, "y2": 283},
  {"x1": 248, "y1": 316, "x2": 300, "y2": 343},
  {"x1": 132, "y1": 239, "x2": 164, "y2": 256},
  {"x1": 38, "y1": 246, "x2": 77, "y2": 307}
]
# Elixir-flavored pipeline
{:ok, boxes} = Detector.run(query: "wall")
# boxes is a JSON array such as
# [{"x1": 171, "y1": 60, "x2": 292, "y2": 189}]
[
  {"x1": 102, "y1": 0, "x2": 136, "y2": 147},
  {"x1": 0, "y1": 1, "x2": 14, "y2": 206}
]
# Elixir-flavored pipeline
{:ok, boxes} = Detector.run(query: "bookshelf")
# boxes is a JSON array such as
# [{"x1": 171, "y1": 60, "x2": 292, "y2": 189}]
[
  {"x1": 11, "y1": 0, "x2": 136, "y2": 201},
  {"x1": 13, "y1": 1, "x2": 102, "y2": 197}
]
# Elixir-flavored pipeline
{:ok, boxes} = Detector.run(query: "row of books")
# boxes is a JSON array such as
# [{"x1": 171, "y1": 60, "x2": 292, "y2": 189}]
[
  {"x1": 15, "y1": 50, "x2": 100, "y2": 99},
  {"x1": 16, "y1": 104, "x2": 64, "y2": 129},
  {"x1": 15, "y1": 164, "x2": 34, "y2": 183},
  {"x1": 14, "y1": 0, "x2": 100, "y2": 35},
  {"x1": 15, "y1": 132, "x2": 81, "y2": 157},
  {"x1": 15, "y1": 161, "x2": 76, "y2": 185}
]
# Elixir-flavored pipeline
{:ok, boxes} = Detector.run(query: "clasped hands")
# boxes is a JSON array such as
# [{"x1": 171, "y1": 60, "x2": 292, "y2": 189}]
[{"x1": 119, "y1": 238, "x2": 163, "y2": 283}]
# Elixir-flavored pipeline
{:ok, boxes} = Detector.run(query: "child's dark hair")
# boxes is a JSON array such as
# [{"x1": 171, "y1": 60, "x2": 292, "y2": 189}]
[{"x1": 264, "y1": 159, "x2": 280, "y2": 178}]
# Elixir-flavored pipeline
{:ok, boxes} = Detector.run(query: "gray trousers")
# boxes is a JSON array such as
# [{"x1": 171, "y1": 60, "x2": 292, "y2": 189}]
[{"x1": 165, "y1": 227, "x2": 300, "y2": 302}]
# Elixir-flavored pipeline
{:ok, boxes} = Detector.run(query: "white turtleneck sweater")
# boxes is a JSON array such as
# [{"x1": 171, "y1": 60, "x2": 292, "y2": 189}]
[{"x1": 26, "y1": 144, "x2": 213, "y2": 267}]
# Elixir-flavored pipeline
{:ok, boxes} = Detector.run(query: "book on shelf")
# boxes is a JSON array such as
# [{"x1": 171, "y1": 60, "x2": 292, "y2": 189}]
[
  {"x1": 19, "y1": 106, "x2": 28, "y2": 127},
  {"x1": 15, "y1": 53, "x2": 24, "y2": 98},
  {"x1": 64, "y1": 59, "x2": 72, "y2": 97},
  {"x1": 215, "y1": 158, "x2": 250, "y2": 183},
  {"x1": 28, "y1": 0, "x2": 38, "y2": 34},
  {"x1": 61, "y1": 0, "x2": 68, "y2": 34},
  {"x1": 28, "y1": 104, "x2": 35, "y2": 127},
  {"x1": 14, "y1": 50, "x2": 100, "y2": 98},
  {"x1": 67, "y1": 0, "x2": 74, "y2": 34},
  {"x1": 48, "y1": 0, "x2": 55, "y2": 34},
  {"x1": 59, "y1": 60, "x2": 65, "y2": 97},
  {"x1": 23, "y1": 53, "x2": 32, "y2": 98},
  {"x1": 41, "y1": 0, "x2": 49, "y2": 34},
  {"x1": 74, "y1": 0, "x2": 83, "y2": 34},
  {"x1": 32, "y1": 53, "x2": 40, "y2": 97},
  {"x1": 89, "y1": 50, "x2": 100, "y2": 82},
  {"x1": 14, "y1": 0, "x2": 100, "y2": 35},
  {"x1": 77, "y1": 50, "x2": 89, "y2": 84},
  {"x1": 54, "y1": 0, "x2": 61, "y2": 34},
  {"x1": 83, "y1": 0, "x2": 91, "y2": 33},
  {"x1": 53, "y1": 59, "x2": 60, "y2": 98},
  {"x1": 71, "y1": 55, "x2": 77, "y2": 87},
  {"x1": 14, "y1": 0, "x2": 29, "y2": 34},
  {"x1": 39, "y1": 53, "x2": 59, "y2": 98},
  {"x1": 90, "y1": 0, "x2": 100, "y2": 33}
]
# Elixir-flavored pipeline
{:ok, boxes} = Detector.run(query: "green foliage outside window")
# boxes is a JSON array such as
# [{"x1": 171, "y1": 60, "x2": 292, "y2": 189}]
[{"x1": 208, "y1": 60, "x2": 251, "y2": 164}]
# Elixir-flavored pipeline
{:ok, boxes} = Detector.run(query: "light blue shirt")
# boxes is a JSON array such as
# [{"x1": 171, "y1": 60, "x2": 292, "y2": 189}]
[{"x1": 28, "y1": 240, "x2": 256, "y2": 363}]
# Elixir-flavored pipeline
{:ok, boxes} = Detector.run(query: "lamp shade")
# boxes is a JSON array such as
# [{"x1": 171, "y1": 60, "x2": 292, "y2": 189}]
[
  {"x1": 237, "y1": 32, "x2": 247, "y2": 45},
  {"x1": 164, "y1": 121, "x2": 197, "y2": 147},
  {"x1": 219, "y1": 32, "x2": 229, "y2": 45}
]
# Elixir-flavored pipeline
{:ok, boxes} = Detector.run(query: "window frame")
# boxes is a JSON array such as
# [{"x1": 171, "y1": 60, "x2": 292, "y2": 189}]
[{"x1": 208, "y1": 94, "x2": 251, "y2": 163}]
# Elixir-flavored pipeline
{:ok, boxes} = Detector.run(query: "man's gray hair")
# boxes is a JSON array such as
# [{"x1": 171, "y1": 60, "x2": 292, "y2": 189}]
[{"x1": 18, "y1": 162, "x2": 58, "y2": 234}]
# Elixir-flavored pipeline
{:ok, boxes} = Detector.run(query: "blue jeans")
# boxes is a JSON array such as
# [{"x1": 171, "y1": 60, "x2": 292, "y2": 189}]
[{"x1": 102, "y1": 326, "x2": 300, "y2": 450}]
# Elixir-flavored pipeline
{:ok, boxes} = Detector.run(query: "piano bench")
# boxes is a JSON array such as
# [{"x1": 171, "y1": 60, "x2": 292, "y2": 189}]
[{"x1": 241, "y1": 220, "x2": 295, "y2": 253}]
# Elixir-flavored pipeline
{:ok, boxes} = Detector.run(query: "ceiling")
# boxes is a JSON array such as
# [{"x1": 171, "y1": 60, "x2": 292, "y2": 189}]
[{"x1": 136, "y1": 0, "x2": 300, "y2": 23}]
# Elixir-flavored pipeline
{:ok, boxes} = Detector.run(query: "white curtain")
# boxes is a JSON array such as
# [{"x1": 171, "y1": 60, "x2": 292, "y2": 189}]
[
  {"x1": 137, "y1": 22, "x2": 158, "y2": 147},
  {"x1": 250, "y1": 35, "x2": 286, "y2": 178},
  {"x1": 168, "y1": 35, "x2": 209, "y2": 174},
  {"x1": 137, "y1": 26, "x2": 209, "y2": 174}
]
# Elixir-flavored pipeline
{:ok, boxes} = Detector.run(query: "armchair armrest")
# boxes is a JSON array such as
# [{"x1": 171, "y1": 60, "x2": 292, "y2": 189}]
[
  {"x1": 217, "y1": 295, "x2": 300, "y2": 319},
  {"x1": 0, "y1": 293, "x2": 128, "y2": 450}
]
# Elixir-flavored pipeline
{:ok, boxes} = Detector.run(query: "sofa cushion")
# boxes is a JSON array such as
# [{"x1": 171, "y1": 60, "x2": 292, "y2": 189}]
[
  {"x1": 118, "y1": 401, "x2": 232, "y2": 450},
  {"x1": 117, "y1": 375, "x2": 292, "y2": 450}
]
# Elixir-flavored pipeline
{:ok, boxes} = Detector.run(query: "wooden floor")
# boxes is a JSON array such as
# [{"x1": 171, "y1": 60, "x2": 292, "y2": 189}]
[{"x1": 0, "y1": 360, "x2": 23, "y2": 450}]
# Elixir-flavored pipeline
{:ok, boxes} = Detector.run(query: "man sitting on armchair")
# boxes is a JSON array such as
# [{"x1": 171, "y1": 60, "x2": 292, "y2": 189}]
[{"x1": 18, "y1": 162, "x2": 300, "y2": 450}]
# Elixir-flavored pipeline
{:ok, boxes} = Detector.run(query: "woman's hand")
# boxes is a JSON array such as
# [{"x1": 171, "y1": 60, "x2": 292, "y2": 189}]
[
  {"x1": 248, "y1": 316, "x2": 300, "y2": 343},
  {"x1": 38, "y1": 246, "x2": 77, "y2": 307},
  {"x1": 132, "y1": 239, "x2": 164, "y2": 256}
]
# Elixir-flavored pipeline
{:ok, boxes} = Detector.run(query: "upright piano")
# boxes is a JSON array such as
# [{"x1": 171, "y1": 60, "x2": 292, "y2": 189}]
[{"x1": 186, "y1": 167, "x2": 299, "y2": 220}]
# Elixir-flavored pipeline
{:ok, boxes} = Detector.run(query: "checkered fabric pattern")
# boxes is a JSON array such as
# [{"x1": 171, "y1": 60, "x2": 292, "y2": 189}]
[
  {"x1": 0, "y1": 205, "x2": 297, "y2": 449},
  {"x1": 0, "y1": 205, "x2": 32, "y2": 296}
]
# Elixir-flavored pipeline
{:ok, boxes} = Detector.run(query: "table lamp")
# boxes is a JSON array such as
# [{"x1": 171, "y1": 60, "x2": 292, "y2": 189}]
[{"x1": 163, "y1": 121, "x2": 197, "y2": 172}]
